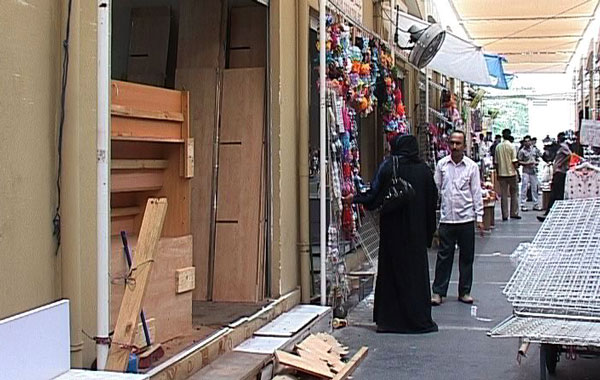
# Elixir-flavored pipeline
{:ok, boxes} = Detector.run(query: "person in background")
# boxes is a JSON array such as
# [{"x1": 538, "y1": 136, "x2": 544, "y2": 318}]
[
  {"x1": 478, "y1": 133, "x2": 490, "y2": 160},
  {"x1": 518, "y1": 135, "x2": 542, "y2": 212},
  {"x1": 531, "y1": 137, "x2": 542, "y2": 196},
  {"x1": 537, "y1": 132, "x2": 572, "y2": 222},
  {"x1": 571, "y1": 130, "x2": 584, "y2": 157},
  {"x1": 490, "y1": 134, "x2": 502, "y2": 166},
  {"x1": 431, "y1": 130, "x2": 484, "y2": 306},
  {"x1": 495, "y1": 129, "x2": 521, "y2": 220},
  {"x1": 348, "y1": 135, "x2": 438, "y2": 334}
]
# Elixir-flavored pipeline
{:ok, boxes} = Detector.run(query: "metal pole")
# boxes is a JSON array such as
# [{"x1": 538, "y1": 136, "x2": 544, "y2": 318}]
[
  {"x1": 96, "y1": 0, "x2": 110, "y2": 369},
  {"x1": 319, "y1": 0, "x2": 327, "y2": 306}
]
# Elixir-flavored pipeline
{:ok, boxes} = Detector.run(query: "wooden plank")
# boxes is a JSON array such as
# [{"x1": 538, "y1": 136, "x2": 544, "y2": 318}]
[
  {"x1": 181, "y1": 91, "x2": 194, "y2": 178},
  {"x1": 184, "y1": 138, "x2": 194, "y2": 178},
  {"x1": 188, "y1": 351, "x2": 270, "y2": 380},
  {"x1": 112, "y1": 117, "x2": 183, "y2": 141},
  {"x1": 111, "y1": 171, "x2": 163, "y2": 193},
  {"x1": 175, "y1": 267, "x2": 196, "y2": 294},
  {"x1": 106, "y1": 198, "x2": 168, "y2": 371},
  {"x1": 111, "y1": 104, "x2": 184, "y2": 122},
  {"x1": 175, "y1": 68, "x2": 217, "y2": 301},
  {"x1": 111, "y1": 136, "x2": 184, "y2": 144},
  {"x1": 112, "y1": 80, "x2": 182, "y2": 113},
  {"x1": 134, "y1": 318, "x2": 157, "y2": 349},
  {"x1": 148, "y1": 289, "x2": 300, "y2": 380},
  {"x1": 127, "y1": 7, "x2": 171, "y2": 87},
  {"x1": 111, "y1": 206, "x2": 141, "y2": 218},
  {"x1": 111, "y1": 235, "x2": 193, "y2": 345},
  {"x1": 331, "y1": 347, "x2": 369, "y2": 380},
  {"x1": 275, "y1": 350, "x2": 335, "y2": 379},
  {"x1": 112, "y1": 159, "x2": 168, "y2": 171}
]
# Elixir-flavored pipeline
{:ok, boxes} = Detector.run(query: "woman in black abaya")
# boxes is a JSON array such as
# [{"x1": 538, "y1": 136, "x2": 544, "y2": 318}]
[{"x1": 350, "y1": 135, "x2": 438, "y2": 333}]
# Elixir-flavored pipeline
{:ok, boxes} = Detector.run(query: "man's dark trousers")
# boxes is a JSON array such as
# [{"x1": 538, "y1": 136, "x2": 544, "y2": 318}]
[
  {"x1": 432, "y1": 222, "x2": 475, "y2": 297},
  {"x1": 544, "y1": 171, "x2": 566, "y2": 215}
]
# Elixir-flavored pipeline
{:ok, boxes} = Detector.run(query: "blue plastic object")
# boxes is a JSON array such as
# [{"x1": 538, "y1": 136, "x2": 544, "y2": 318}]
[{"x1": 126, "y1": 353, "x2": 138, "y2": 373}]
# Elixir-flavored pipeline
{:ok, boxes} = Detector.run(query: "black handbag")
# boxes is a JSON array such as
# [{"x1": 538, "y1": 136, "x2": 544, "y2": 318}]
[{"x1": 380, "y1": 156, "x2": 415, "y2": 215}]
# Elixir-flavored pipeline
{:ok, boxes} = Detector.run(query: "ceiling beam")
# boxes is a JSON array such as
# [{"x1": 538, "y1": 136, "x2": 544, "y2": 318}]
[
  {"x1": 475, "y1": 35, "x2": 582, "y2": 40},
  {"x1": 459, "y1": 15, "x2": 593, "y2": 22}
]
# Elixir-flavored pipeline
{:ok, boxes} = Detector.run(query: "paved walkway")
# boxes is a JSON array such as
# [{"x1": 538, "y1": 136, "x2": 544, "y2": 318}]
[{"x1": 334, "y1": 206, "x2": 600, "y2": 380}]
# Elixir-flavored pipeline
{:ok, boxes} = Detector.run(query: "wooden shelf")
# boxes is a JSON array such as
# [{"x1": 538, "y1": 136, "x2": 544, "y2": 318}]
[
  {"x1": 111, "y1": 171, "x2": 163, "y2": 193},
  {"x1": 111, "y1": 136, "x2": 184, "y2": 144},
  {"x1": 111, "y1": 104, "x2": 184, "y2": 122},
  {"x1": 111, "y1": 206, "x2": 142, "y2": 218},
  {"x1": 111, "y1": 159, "x2": 168, "y2": 170}
]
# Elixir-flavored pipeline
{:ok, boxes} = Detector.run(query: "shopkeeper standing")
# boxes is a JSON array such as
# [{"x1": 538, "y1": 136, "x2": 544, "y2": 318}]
[
  {"x1": 431, "y1": 130, "x2": 484, "y2": 306},
  {"x1": 537, "y1": 132, "x2": 572, "y2": 222}
]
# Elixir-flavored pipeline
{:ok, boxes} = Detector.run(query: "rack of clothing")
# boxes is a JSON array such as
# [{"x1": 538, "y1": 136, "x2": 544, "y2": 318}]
[{"x1": 564, "y1": 161, "x2": 600, "y2": 200}]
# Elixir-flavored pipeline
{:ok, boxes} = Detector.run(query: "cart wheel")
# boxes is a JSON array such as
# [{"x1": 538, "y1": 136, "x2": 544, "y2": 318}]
[{"x1": 543, "y1": 344, "x2": 559, "y2": 374}]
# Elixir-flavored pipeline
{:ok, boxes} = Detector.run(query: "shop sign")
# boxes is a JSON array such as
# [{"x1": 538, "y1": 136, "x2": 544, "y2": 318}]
[{"x1": 330, "y1": 0, "x2": 363, "y2": 23}]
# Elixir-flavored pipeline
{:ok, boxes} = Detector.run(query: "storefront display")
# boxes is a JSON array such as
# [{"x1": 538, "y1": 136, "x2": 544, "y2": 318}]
[{"x1": 318, "y1": 14, "x2": 410, "y2": 307}]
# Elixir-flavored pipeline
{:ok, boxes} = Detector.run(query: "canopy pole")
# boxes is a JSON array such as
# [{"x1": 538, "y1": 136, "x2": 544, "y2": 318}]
[{"x1": 319, "y1": 0, "x2": 327, "y2": 306}]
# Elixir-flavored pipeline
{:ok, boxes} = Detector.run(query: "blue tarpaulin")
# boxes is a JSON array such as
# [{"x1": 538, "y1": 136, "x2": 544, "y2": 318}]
[{"x1": 481, "y1": 54, "x2": 510, "y2": 89}]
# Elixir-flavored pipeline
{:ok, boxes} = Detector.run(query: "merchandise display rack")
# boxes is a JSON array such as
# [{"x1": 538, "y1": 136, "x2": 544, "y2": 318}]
[{"x1": 489, "y1": 198, "x2": 600, "y2": 380}]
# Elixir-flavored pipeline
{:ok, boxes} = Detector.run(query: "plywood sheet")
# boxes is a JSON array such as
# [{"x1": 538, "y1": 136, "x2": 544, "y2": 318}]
[
  {"x1": 110, "y1": 235, "x2": 193, "y2": 344},
  {"x1": 177, "y1": 0, "x2": 222, "y2": 69},
  {"x1": 228, "y1": 6, "x2": 267, "y2": 68},
  {"x1": 127, "y1": 7, "x2": 171, "y2": 87},
  {"x1": 212, "y1": 68, "x2": 265, "y2": 302},
  {"x1": 212, "y1": 222, "x2": 259, "y2": 302},
  {"x1": 175, "y1": 68, "x2": 218, "y2": 301}
]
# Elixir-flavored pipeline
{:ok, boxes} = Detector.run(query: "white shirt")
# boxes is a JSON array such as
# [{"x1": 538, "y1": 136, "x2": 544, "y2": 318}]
[{"x1": 434, "y1": 155, "x2": 484, "y2": 224}]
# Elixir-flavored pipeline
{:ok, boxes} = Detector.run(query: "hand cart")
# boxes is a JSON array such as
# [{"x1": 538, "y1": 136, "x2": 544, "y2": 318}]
[{"x1": 489, "y1": 198, "x2": 600, "y2": 380}]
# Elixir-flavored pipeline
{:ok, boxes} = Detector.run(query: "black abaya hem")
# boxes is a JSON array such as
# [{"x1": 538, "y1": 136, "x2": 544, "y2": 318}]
[{"x1": 375, "y1": 322, "x2": 439, "y2": 334}]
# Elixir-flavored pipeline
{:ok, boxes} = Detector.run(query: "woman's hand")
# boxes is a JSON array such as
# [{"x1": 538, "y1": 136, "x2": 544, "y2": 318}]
[{"x1": 342, "y1": 193, "x2": 354, "y2": 204}]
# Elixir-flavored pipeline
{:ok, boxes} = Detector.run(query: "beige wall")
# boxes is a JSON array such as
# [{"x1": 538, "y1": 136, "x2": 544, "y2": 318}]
[
  {"x1": 270, "y1": 0, "x2": 300, "y2": 296},
  {"x1": 0, "y1": 0, "x2": 97, "y2": 367},
  {"x1": 0, "y1": 1, "x2": 61, "y2": 318}
]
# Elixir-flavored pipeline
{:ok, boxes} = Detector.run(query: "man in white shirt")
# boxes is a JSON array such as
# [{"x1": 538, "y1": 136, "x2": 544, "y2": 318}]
[{"x1": 431, "y1": 130, "x2": 484, "y2": 306}]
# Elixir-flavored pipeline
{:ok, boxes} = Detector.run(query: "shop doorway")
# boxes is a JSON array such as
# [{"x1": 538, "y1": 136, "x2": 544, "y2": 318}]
[{"x1": 110, "y1": 0, "x2": 269, "y2": 367}]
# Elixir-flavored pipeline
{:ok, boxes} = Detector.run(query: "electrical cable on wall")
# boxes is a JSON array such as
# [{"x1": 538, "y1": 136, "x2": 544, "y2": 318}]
[{"x1": 53, "y1": 0, "x2": 73, "y2": 255}]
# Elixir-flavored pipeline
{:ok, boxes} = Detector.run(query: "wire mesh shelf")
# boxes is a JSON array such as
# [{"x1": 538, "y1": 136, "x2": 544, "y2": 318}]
[
  {"x1": 356, "y1": 210, "x2": 380, "y2": 268},
  {"x1": 503, "y1": 198, "x2": 600, "y2": 319},
  {"x1": 489, "y1": 315, "x2": 600, "y2": 347}
]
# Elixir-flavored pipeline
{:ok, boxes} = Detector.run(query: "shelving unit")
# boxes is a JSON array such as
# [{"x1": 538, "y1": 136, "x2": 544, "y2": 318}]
[{"x1": 109, "y1": 80, "x2": 194, "y2": 343}]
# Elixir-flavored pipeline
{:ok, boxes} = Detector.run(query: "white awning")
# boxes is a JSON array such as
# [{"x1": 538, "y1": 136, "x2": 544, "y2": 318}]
[{"x1": 396, "y1": 11, "x2": 492, "y2": 85}]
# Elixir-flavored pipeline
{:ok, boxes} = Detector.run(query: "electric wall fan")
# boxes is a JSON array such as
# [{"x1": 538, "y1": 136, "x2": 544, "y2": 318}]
[{"x1": 394, "y1": 7, "x2": 446, "y2": 69}]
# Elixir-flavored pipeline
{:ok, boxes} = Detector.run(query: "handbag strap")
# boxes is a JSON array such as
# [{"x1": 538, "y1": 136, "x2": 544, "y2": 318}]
[{"x1": 392, "y1": 156, "x2": 398, "y2": 182}]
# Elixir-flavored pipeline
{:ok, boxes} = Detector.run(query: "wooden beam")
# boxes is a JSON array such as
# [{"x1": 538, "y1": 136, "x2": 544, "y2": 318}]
[
  {"x1": 332, "y1": 347, "x2": 368, "y2": 380},
  {"x1": 111, "y1": 104, "x2": 184, "y2": 122},
  {"x1": 112, "y1": 159, "x2": 169, "y2": 170},
  {"x1": 106, "y1": 198, "x2": 168, "y2": 371}
]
